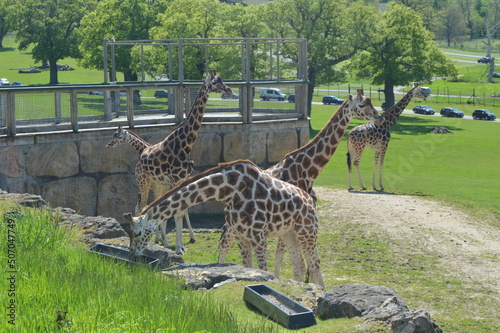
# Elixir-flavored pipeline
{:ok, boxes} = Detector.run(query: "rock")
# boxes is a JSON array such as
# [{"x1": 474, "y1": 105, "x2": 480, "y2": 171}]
[
  {"x1": 142, "y1": 244, "x2": 184, "y2": 268},
  {"x1": 18, "y1": 194, "x2": 48, "y2": 208},
  {"x1": 363, "y1": 296, "x2": 409, "y2": 322},
  {"x1": 26, "y1": 143, "x2": 79, "y2": 177},
  {"x1": 96, "y1": 174, "x2": 138, "y2": 222},
  {"x1": 163, "y1": 262, "x2": 277, "y2": 290},
  {"x1": 92, "y1": 217, "x2": 127, "y2": 239},
  {"x1": 316, "y1": 283, "x2": 406, "y2": 320},
  {"x1": 390, "y1": 309, "x2": 443, "y2": 333},
  {"x1": 42, "y1": 176, "x2": 97, "y2": 216}
]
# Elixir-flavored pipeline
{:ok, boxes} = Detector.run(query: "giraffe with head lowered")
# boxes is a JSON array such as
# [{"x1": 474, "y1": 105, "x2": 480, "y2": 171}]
[
  {"x1": 218, "y1": 89, "x2": 383, "y2": 278},
  {"x1": 107, "y1": 70, "x2": 232, "y2": 253},
  {"x1": 347, "y1": 84, "x2": 429, "y2": 191},
  {"x1": 121, "y1": 160, "x2": 324, "y2": 287}
]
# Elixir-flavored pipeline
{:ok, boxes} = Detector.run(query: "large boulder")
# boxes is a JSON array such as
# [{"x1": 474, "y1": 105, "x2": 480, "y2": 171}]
[
  {"x1": 163, "y1": 262, "x2": 277, "y2": 290},
  {"x1": 316, "y1": 284, "x2": 442, "y2": 333},
  {"x1": 316, "y1": 283, "x2": 406, "y2": 320}
]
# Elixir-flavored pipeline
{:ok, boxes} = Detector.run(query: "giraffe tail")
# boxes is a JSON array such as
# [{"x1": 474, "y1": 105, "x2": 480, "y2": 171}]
[{"x1": 346, "y1": 151, "x2": 352, "y2": 173}]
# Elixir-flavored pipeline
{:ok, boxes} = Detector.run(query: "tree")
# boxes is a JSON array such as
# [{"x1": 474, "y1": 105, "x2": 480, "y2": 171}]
[
  {"x1": 261, "y1": 0, "x2": 379, "y2": 117},
  {"x1": 344, "y1": 3, "x2": 457, "y2": 106},
  {"x1": 7, "y1": 0, "x2": 97, "y2": 84},
  {"x1": 78, "y1": 0, "x2": 160, "y2": 82},
  {"x1": 439, "y1": 3, "x2": 468, "y2": 46},
  {"x1": 0, "y1": 0, "x2": 10, "y2": 48},
  {"x1": 149, "y1": 0, "x2": 226, "y2": 80}
]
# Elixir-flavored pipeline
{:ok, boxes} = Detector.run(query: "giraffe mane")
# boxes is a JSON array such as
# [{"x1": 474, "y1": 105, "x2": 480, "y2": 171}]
[{"x1": 141, "y1": 159, "x2": 258, "y2": 214}]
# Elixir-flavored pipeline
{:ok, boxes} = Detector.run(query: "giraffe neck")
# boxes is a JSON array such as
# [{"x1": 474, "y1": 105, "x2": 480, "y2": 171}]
[
  {"x1": 171, "y1": 82, "x2": 210, "y2": 149},
  {"x1": 125, "y1": 130, "x2": 149, "y2": 154},
  {"x1": 382, "y1": 87, "x2": 416, "y2": 128},
  {"x1": 273, "y1": 101, "x2": 353, "y2": 182}
]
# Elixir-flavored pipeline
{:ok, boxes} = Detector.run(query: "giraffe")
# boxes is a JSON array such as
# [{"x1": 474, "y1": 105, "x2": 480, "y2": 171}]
[
  {"x1": 218, "y1": 89, "x2": 384, "y2": 278},
  {"x1": 347, "y1": 84, "x2": 429, "y2": 191},
  {"x1": 109, "y1": 70, "x2": 232, "y2": 254},
  {"x1": 120, "y1": 160, "x2": 324, "y2": 287},
  {"x1": 105, "y1": 124, "x2": 196, "y2": 247}
]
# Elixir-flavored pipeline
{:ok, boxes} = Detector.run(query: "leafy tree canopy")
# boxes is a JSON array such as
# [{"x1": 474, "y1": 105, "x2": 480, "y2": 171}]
[
  {"x1": 344, "y1": 2, "x2": 457, "y2": 104},
  {"x1": 7, "y1": 0, "x2": 98, "y2": 84}
]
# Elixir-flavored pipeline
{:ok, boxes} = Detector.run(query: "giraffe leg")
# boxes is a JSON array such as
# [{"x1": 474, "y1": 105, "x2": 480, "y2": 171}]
[
  {"x1": 173, "y1": 213, "x2": 184, "y2": 254},
  {"x1": 372, "y1": 151, "x2": 380, "y2": 191},
  {"x1": 378, "y1": 151, "x2": 386, "y2": 191},
  {"x1": 298, "y1": 235, "x2": 324, "y2": 288},
  {"x1": 281, "y1": 233, "x2": 306, "y2": 282},
  {"x1": 354, "y1": 158, "x2": 367, "y2": 190},
  {"x1": 235, "y1": 238, "x2": 254, "y2": 268},
  {"x1": 182, "y1": 210, "x2": 196, "y2": 244},
  {"x1": 251, "y1": 232, "x2": 268, "y2": 272},
  {"x1": 218, "y1": 223, "x2": 234, "y2": 264},
  {"x1": 274, "y1": 237, "x2": 286, "y2": 278}
]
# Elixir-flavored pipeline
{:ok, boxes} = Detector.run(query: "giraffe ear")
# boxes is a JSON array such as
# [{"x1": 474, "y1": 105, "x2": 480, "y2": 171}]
[
  {"x1": 348, "y1": 94, "x2": 353, "y2": 101},
  {"x1": 121, "y1": 212, "x2": 135, "y2": 237},
  {"x1": 357, "y1": 89, "x2": 364, "y2": 98}
]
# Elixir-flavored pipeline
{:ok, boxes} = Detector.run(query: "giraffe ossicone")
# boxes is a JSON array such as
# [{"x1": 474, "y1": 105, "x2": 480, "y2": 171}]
[{"x1": 120, "y1": 160, "x2": 324, "y2": 287}]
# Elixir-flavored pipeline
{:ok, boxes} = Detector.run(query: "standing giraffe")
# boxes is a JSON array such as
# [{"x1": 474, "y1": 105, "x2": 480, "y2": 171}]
[
  {"x1": 108, "y1": 70, "x2": 232, "y2": 254},
  {"x1": 347, "y1": 85, "x2": 429, "y2": 191},
  {"x1": 218, "y1": 89, "x2": 384, "y2": 278},
  {"x1": 105, "y1": 125, "x2": 196, "y2": 247},
  {"x1": 121, "y1": 160, "x2": 324, "y2": 287}
]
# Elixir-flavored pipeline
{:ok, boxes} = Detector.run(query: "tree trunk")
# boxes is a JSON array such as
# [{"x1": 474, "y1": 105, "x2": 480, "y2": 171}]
[
  {"x1": 49, "y1": 58, "x2": 59, "y2": 85},
  {"x1": 124, "y1": 71, "x2": 142, "y2": 106},
  {"x1": 383, "y1": 81, "x2": 395, "y2": 106}
]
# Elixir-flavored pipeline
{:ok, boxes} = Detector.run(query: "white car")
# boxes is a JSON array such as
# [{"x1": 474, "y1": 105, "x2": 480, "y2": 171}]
[{"x1": 0, "y1": 78, "x2": 10, "y2": 86}]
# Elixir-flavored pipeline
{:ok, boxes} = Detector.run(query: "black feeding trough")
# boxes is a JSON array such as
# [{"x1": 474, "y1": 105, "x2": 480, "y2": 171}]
[
  {"x1": 243, "y1": 284, "x2": 317, "y2": 329},
  {"x1": 89, "y1": 243, "x2": 159, "y2": 268}
]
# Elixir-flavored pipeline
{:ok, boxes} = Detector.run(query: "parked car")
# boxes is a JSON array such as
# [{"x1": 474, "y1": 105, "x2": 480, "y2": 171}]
[
  {"x1": 472, "y1": 109, "x2": 496, "y2": 120},
  {"x1": 260, "y1": 88, "x2": 286, "y2": 101},
  {"x1": 154, "y1": 90, "x2": 169, "y2": 98},
  {"x1": 0, "y1": 78, "x2": 10, "y2": 86},
  {"x1": 11, "y1": 82, "x2": 24, "y2": 86},
  {"x1": 381, "y1": 101, "x2": 396, "y2": 111},
  {"x1": 413, "y1": 105, "x2": 435, "y2": 115},
  {"x1": 440, "y1": 107, "x2": 464, "y2": 118},
  {"x1": 287, "y1": 94, "x2": 295, "y2": 103},
  {"x1": 493, "y1": 73, "x2": 500, "y2": 78},
  {"x1": 221, "y1": 92, "x2": 238, "y2": 99},
  {"x1": 491, "y1": 93, "x2": 500, "y2": 97},
  {"x1": 322, "y1": 96, "x2": 344, "y2": 105},
  {"x1": 478, "y1": 57, "x2": 492, "y2": 64}
]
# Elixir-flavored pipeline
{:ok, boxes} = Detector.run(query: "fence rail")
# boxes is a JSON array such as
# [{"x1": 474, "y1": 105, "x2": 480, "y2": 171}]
[{"x1": 0, "y1": 80, "x2": 308, "y2": 137}]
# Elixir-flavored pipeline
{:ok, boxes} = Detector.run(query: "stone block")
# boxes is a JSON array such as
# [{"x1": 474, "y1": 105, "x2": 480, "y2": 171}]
[
  {"x1": 42, "y1": 176, "x2": 97, "y2": 216},
  {"x1": 0, "y1": 146, "x2": 25, "y2": 178},
  {"x1": 27, "y1": 143, "x2": 79, "y2": 177},
  {"x1": 81, "y1": 140, "x2": 138, "y2": 174},
  {"x1": 267, "y1": 130, "x2": 299, "y2": 163},
  {"x1": 192, "y1": 132, "x2": 222, "y2": 167},
  {"x1": 97, "y1": 174, "x2": 139, "y2": 222}
]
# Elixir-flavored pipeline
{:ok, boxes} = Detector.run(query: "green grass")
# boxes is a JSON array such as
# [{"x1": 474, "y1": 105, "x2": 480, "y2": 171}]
[
  {"x1": 0, "y1": 207, "x2": 278, "y2": 333},
  {"x1": 310, "y1": 104, "x2": 500, "y2": 218}
]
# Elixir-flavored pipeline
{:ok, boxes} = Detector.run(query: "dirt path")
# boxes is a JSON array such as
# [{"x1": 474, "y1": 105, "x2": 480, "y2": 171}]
[{"x1": 315, "y1": 187, "x2": 500, "y2": 297}]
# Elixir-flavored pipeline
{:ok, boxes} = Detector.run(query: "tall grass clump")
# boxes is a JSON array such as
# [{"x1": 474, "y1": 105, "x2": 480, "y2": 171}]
[{"x1": 0, "y1": 208, "x2": 276, "y2": 332}]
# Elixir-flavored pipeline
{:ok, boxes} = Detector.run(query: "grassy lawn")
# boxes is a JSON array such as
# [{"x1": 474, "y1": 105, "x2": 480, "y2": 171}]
[{"x1": 311, "y1": 104, "x2": 500, "y2": 218}]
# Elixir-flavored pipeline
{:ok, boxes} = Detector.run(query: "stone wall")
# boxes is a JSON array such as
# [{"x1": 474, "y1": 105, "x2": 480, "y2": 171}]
[{"x1": 0, "y1": 119, "x2": 309, "y2": 222}]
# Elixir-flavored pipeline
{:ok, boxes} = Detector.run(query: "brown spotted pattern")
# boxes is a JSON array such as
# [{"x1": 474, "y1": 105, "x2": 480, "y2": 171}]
[
  {"x1": 347, "y1": 85, "x2": 429, "y2": 191},
  {"x1": 110, "y1": 70, "x2": 232, "y2": 254},
  {"x1": 218, "y1": 89, "x2": 383, "y2": 279},
  {"x1": 122, "y1": 160, "x2": 324, "y2": 287}
]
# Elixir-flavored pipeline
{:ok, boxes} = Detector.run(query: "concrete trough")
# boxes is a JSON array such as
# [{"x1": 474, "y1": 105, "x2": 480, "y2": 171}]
[
  {"x1": 243, "y1": 284, "x2": 317, "y2": 329},
  {"x1": 89, "y1": 243, "x2": 159, "y2": 268}
]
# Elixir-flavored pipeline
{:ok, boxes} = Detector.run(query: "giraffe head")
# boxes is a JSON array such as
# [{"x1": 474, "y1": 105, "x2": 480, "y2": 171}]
[
  {"x1": 411, "y1": 84, "x2": 430, "y2": 100},
  {"x1": 122, "y1": 211, "x2": 156, "y2": 261},
  {"x1": 205, "y1": 70, "x2": 233, "y2": 95},
  {"x1": 348, "y1": 89, "x2": 384, "y2": 125},
  {"x1": 105, "y1": 125, "x2": 129, "y2": 148}
]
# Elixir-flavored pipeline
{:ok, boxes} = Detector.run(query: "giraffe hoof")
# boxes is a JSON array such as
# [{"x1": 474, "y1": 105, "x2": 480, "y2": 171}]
[
  {"x1": 361, "y1": 187, "x2": 367, "y2": 191},
  {"x1": 189, "y1": 238, "x2": 196, "y2": 244}
]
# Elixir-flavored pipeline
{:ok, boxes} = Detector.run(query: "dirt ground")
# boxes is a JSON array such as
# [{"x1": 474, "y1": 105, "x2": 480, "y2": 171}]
[{"x1": 314, "y1": 187, "x2": 500, "y2": 298}]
